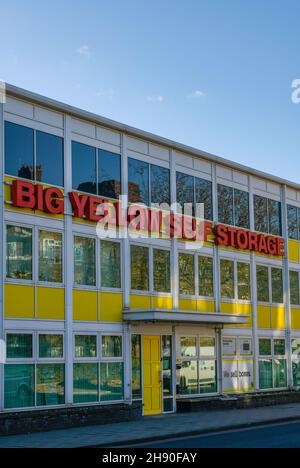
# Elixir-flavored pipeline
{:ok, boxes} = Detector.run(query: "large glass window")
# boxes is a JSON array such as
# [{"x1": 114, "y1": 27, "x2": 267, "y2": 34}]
[
  {"x1": 39, "y1": 231, "x2": 63, "y2": 283},
  {"x1": 181, "y1": 337, "x2": 197, "y2": 357},
  {"x1": 259, "y1": 338, "x2": 287, "y2": 390},
  {"x1": 256, "y1": 265, "x2": 269, "y2": 303},
  {"x1": 102, "y1": 336, "x2": 122, "y2": 358},
  {"x1": 287, "y1": 205, "x2": 300, "y2": 240},
  {"x1": 177, "y1": 172, "x2": 213, "y2": 220},
  {"x1": 151, "y1": 164, "x2": 170, "y2": 206},
  {"x1": 220, "y1": 259, "x2": 234, "y2": 299},
  {"x1": 176, "y1": 172, "x2": 194, "y2": 213},
  {"x1": 162, "y1": 336, "x2": 173, "y2": 412},
  {"x1": 74, "y1": 236, "x2": 96, "y2": 287},
  {"x1": 4, "y1": 364, "x2": 35, "y2": 409},
  {"x1": 36, "y1": 364, "x2": 65, "y2": 406},
  {"x1": 237, "y1": 262, "x2": 251, "y2": 300},
  {"x1": 254, "y1": 195, "x2": 282, "y2": 236},
  {"x1": 5, "y1": 122, "x2": 34, "y2": 180},
  {"x1": 100, "y1": 362, "x2": 124, "y2": 401},
  {"x1": 178, "y1": 360, "x2": 198, "y2": 395},
  {"x1": 218, "y1": 185, "x2": 249, "y2": 229},
  {"x1": 98, "y1": 149, "x2": 121, "y2": 199},
  {"x1": 131, "y1": 245, "x2": 149, "y2": 291},
  {"x1": 179, "y1": 253, "x2": 195, "y2": 296},
  {"x1": 6, "y1": 225, "x2": 33, "y2": 281},
  {"x1": 153, "y1": 249, "x2": 171, "y2": 293},
  {"x1": 128, "y1": 158, "x2": 150, "y2": 205},
  {"x1": 7, "y1": 334, "x2": 33, "y2": 359},
  {"x1": 39, "y1": 335, "x2": 63, "y2": 359},
  {"x1": 132, "y1": 335, "x2": 142, "y2": 400},
  {"x1": 271, "y1": 268, "x2": 283, "y2": 304},
  {"x1": 72, "y1": 141, "x2": 97, "y2": 194},
  {"x1": 290, "y1": 271, "x2": 300, "y2": 306},
  {"x1": 195, "y1": 178, "x2": 213, "y2": 221},
  {"x1": 259, "y1": 359, "x2": 273, "y2": 389},
  {"x1": 218, "y1": 185, "x2": 234, "y2": 226},
  {"x1": 101, "y1": 241, "x2": 121, "y2": 289},
  {"x1": 198, "y1": 256, "x2": 214, "y2": 297},
  {"x1": 36, "y1": 131, "x2": 64, "y2": 186},
  {"x1": 74, "y1": 335, "x2": 97, "y2": 359},
  {"x1": 73, "y1": 363, "x2": 98, "y2": 404}
]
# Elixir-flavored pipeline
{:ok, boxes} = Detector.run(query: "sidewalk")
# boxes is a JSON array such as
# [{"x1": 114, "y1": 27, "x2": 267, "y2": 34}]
[{"x1": 1, "y1": 403, "x2": 300, "y2": 448}]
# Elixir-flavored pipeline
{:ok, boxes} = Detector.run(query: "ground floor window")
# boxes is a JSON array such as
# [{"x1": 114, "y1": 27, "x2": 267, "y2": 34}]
[
  {"x1": 162, "y1": 336, "x2": 173, "y2": 413},
  {"x1": 131, "y1": 335, "x2": 142, "y2": 400},
  {"x1": 258, "y1": 338, "x2": 287, "y2": 390}
]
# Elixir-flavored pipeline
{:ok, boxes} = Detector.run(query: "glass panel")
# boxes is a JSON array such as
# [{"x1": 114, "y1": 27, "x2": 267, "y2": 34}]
[
  {"x1": 98, "y1": 149, "x2": 121, "y2": 199},
  {"x1": 256, "y1": 265, "x2": 269, "y2": 302},
  {"x1": 162, "y1": 336, "x2": 173, "y2": 399},
  {"x1": 101, "y1": 241, "x2": 121, "y2": 289},
  {"x1": 195, "y1": 177, "x2": 213, "y2": 221},
  {"x1": 102, "y1": 336, "x2": 122, "y2": 358},
  {"x1": 74, "y1": 236, "x2": 96, "y2": 286},
  {"x1": 39, "y1": 231, "x2": 62, "y2": 283},
  {"x1": 274, "y1": 339, "x2": 285, "y2": 356},
  {"x1": 259, "y1": 359, "x2": 273, "y2": 389},
  {"x1": 181, "y1": 337, "x2": 197, "y2": 357},
  {"x1": 73, "y1": 363, "x2": 98, "y2": 404},
  {"x1": 292, "y1": 339, "x2": 300, "y2": 357},
  {"x1": 100, "y1": 362, "x2": 124, "y2": 401},
  {"x1": 131, "y1": 335, "x2": 142, "y2": 400},
  {"x1": 254, "y1": 195, "x2": 268, "y2": 234},
  {"x1": 220, "y1": 259, "x2": 234, "y2": 299},
  {"x1": 7, "y1": 334, "x2": 33, "y2": 359},
  {"x1": 218, "y1": 185, "x2": 234, "y2": 226},
  {"x1": 5, "y1": 121, "x2": 34, "y2": 180},
  {"x1": 128, "y1": 158, "x2": 149, "y2": 205},
  {"x1": 176, "y1": 172, "x2": 194, "y2": 213},
  {"x1": 268, "y1": 199, "x2": 282, "y2": 236},
  {"x1": 290, "y1": 271, "x2": 300, "y2": 305},
  {"x1": 178, "y1": 360, "x2": 198, "y2": 395},
  {"x1": 151, "y1": 164, "x2": 170, "y2": 206},
  {"x1": 162, "y1": 336, "x2": 172, "y2": 357},
  {"x1": 234, "y1": 189, "x2": 249, "y2": 229},
  {"x1": 36, "y1": 364, "x2": 65, "y2": 406},
  {"x1": 237, "y1": 262, "x2": 251, "y2": 300},
  {"x1": 292, "y1": 360, "x2": 300, "y2": 387},
  {"x1": 72, "y1": 141, "x2": 96, "y2": 194},
  {"x1": 74, "y1": 335, "x2": 97, "y2": 358},
  {"x1": 179, "y1": 253, "x2": 195, "y2": 296},
  {"x1": 259, "y1": 339, "x2": 272, "y2": 356},
  {"x1": 4, "y1": 364, "x2": 35, "y2": 409},
  {"x1": 288, "y1": 205, "x2": 298, "y2": 240},
  {"x1": 200, "y1": 338, "x2": 215, "y2": 357},
  {"x1": 39, "y1": 335, "x2": 63, "y2": 359},
  {"x1": 272, "y1": 268, "x2": 283, "y2": 304},
  {"x1": 36, "y1": 131, "x2": 64, "y2": 186},
  {"x1": 153, "y1": 249, "x2": 171, "y2": 293},
  {"x1": 130, "y1": 245, "x2": 149, "y2": 291},
  {"x1": 163, "y1": 398, "x2": 174, "y2": 413},
  {"x1": 273, "y1": 359, "x2": 287, "y2": 388},
  {"x1": 198, "y1": 256, "x2": 214, "y2": 297},
  {"x1": 6, "y1": 225, "x2": 32, "y2": 280},
  {"x1": 199, "y1": 360, "x2": 217, "y2": 394}
]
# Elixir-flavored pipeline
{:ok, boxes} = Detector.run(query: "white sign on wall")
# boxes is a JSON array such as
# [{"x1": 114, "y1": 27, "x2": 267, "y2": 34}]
[
  {"x1": 222, "y1": 338, "x2": 236, "y2": 356},
  {"x1": 223, "y1": 360, "x2": 254, "y2": 393}
]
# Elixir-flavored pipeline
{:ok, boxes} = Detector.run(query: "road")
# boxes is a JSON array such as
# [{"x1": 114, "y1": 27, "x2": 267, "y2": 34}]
[{"x1": 133, "y1": 421, "x2": 300, "y2": 448}]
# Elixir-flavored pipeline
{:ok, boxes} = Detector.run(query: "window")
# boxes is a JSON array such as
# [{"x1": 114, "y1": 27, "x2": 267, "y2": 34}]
[
  {"x1": 179, "y1": 253, "x2": 195, "y2": 296},
  {"x1": 287, "y1": 205, "x2": 300, "y2": 240},
  {"x1": 254, "y1": 195, "x2": 282, "y2": 236},
  {"x1": 39, "y1": 231, "x2": 63, "y2": 283},
  {"x1": 100, "y1": 362, "x2": 124, "y2": 402},
  {"x1": 102, "y1": 336, "x2": 122, "y2": 358},
  {"x1": 72, "y1": 141, "x2": 121, "y2": 199},
  {"x1": 6, "y1": 225, "x2": 33, "y2": 281},
  {"x1": 131, "y1": 245, "x2": 149, "y2": 291},
  {"x1": 181, "y1": 337, "x2": 197, "y2": 357},
  {"x1": 271, "y1": 268, "x2": 283, "y2": 304},
  {"x1": 36, "y1": 131, "x2": 64, "y2": 186},
  {"x1": 101, "y1": 241, "x2": 121, "y2": 289},
  {"x1": 256, "y1": 265, "x2": 269, "y2": 302},
  {"x1": 237, "y1": 262, "x2": 251, "y2": 300},
  {"x1": 162, "y1": 336, "x2": 173, "y2": 412},
  {"x1": 132, "y1": 335, "x2": 142, "y2": 400},
  {"x1": 220, "y1": 259, "x2": 234, "y2": 299},
  {"x1": 177, "y1": 172, "x2": 213, "y2": 220},
  {"x1": 73, "y1": 363, "x2": 98, "y2": 404},
  {"x1": 36, "y1": 364, "x2": 65, "y2": 406},
  {"x1": 198, "y1": 256, "x2": 214, "y2": 297},
  {"x1": 259, "y1": 338, "x2": 287, "y2": 390},
  {"x1": 220, "y1": 260, "x2": 251, "y2": 301},
  {"x1": 39, "y1": 335, "x2": 64, "y2": 359},
  {"x1": 256, "y1": 265, "x2": 283, "y2": 304},
  {"x1": 74, "y1": 236, "x2": 96, "y2": 286},
  {"x1": 74, "y1": 335, "x2": 97, "y2": 359},
  {"x1": 290, "y1": 271, "x2": 300, "y2": 305},
  {"x1": 153, "y1": 249, "x2": 171, "y2": 293},
  {"x1": 218, "y1": 185, "x2": 249, "y2": 229},
  {"x1": 128, "y1": 158, "x2": 170, "y2": 207},
  {"x1": 4, "y1": 364, "x2": 35, "y2": 409},
  {"x1": 6, "y1": 334, "x2": 33, "y2": 360}
]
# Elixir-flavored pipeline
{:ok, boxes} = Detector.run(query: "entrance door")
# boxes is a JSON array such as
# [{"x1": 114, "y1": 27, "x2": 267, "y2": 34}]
[{"x1": 142, "y1": 336, "x2": 162, "y2": 416}]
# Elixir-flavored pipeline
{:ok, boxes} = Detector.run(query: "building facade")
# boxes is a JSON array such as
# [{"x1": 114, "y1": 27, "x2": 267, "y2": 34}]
[{"x1": 1, "y1": 84, "x2": 300, "y2": 418}]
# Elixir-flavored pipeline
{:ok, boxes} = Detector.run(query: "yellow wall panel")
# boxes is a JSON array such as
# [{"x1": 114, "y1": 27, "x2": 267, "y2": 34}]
[
  {"x1": 100, "y1": 292, "x2": 123, "y2": 322},
  {"x1": 4, "y1": 284, "x2": 35, "y2": 318},
  {"x1": 291, "y1": 308, "x2": 300, "y2": 330},
  {"x1": 271, "y1": 306, "x2": 286, "y2": 330},
  {"x1": 73, "y1": 290, "x2": 98, "y2": 322},
  {"x1": 288, "y1": 240, "x2": 300, "y2": 263},
  {"x1": 152, "y1": 296, "x2": 173, "y2": 310},
  {"x1": 179, "y1": 299, "x2": 197, "y2": 312},
  {"x1": 130, "y1": 295, "x2": 151, "y2": 310},
  {"x1": 37, "y1": 287, "x2": 65, "y2": 320},
  {"x1": 220, "y1": 302, "x2": 237, "y2": 314},
  {"x1": 197, "y1": 300, "x2": 215, "y2": 313},
  {"x1": 257, "y1": 305, "x2": 271, "y2": 329}
]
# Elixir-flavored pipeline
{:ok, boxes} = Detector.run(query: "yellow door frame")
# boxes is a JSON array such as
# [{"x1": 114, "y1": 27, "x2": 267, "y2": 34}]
[{"x1": 142, "y1": 335, "x2": 162, "y2": 416}]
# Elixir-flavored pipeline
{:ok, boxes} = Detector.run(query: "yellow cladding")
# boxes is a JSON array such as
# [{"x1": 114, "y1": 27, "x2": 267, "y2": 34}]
[
  {"x1": 221, "y1": 302, "x2": 252, "y2": 328},
  {"x1": 197, "y1": 300, "x2": 215, "y2": 313},
  {"x1": 288, "y1": 240, "x2": 300, "y2": 263},
  {"x1": 179, "y1": 299, "x2": 197, "y2": 312},
  {"x1": 4, "y1": 284, "x2": 35, "y2": 318},
  {"x1": 100, "y1": 292, "x2": 123, "y2": 322},
  {"x1": 291, "y1": 309, "x2": 300, "y2": 330},
  {"x1": 73, "y1": 290, "x2": 98, "y2": 322},
  {"x1": 257, "y1": 305, "x2": 271, "y2": 329},
  {"x1": 271, "y1": 306, "x2": 285, "y2": 330},
  {"x1": 130, "y1": 295, "x2": 151, "y2": 310},
  {"x1": 151, "y1": 296, "x2": 173, "y2": 310},
  {"x1": 220, "y1": 302, "x2": 237, "y2": 314},
  {"x1": 37, "y1": 287, "x2": 65, "y2": 320}
]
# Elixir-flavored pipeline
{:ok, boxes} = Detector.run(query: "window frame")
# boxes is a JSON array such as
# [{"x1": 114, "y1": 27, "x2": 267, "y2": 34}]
[
  {"x1": 176, "y1": 170, "x2": 213, "y2": 221},
  {"x1": 37, "y1": 332, "x2": 65, "y2": 363},
  {"x1": 73, "y1": 233, "x2": 98, "y2": 290},
  {"x1": 219, "y1": 257, "x2": 252, "y2": 303},
  {"x1": 256, "y1": 264, "x2": 284, "y2": 306},
  {"x1": 290, "y1": 269, "x2": 300, "y2": 307},
  {"x1": 100, "y1": 239, "x2": 122, "y2": 292},
  {"x1": 254, "y1": 194, "x2": 282, "y2": 236},
  {"x1": 5, "y1": 221, "x2": 34, "y2": 285},
  {"x1": 217, "y1": 184, "x2": 250, "y2": 229},
  {"x1": 38, "y1": 228, "x2": 64, "y2": 286},
  {"x1": 73, "y1": 333, "x2": 99, "y2": 362}
]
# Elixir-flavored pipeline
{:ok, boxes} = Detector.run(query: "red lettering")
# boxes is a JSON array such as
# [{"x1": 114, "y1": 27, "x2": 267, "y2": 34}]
[
  {"x1": 236, "y1": 230, "x2": 249, "y2": 250},
  {"x1": 248, "y1": 232, "x2": 258, "y2": 251},
  {"x1": 85, "y1": 197, "x2": 103, "y2": 222},
  {"x1": 266, "y1": 236, "x2": 277, "y2": 255},
  {"x1": 215, "y1": 225, "x2": 229, "y2": 246},
  {"x1": 12, "y1": 180, "x2": 35, "y2": 209},
  {"x1": 44, "y1": 187, "x2": 64, "y2": 214},
  {"x1": 258, "y1": 235, "x2": 268, "y2": 254},
  {"x1": 69, "y1": 192, "x2": 89, "y2": 218},
  {"x1": 277, "y1": 238, "x2": 285, "y2": 256}
]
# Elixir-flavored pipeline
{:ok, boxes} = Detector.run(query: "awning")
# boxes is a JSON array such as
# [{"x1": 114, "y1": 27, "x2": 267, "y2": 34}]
[{"x1": 123, "y1": 309, "x2": 249, "y2": 325}]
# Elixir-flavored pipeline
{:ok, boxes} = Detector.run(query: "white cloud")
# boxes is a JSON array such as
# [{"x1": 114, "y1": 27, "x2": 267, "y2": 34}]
[
  {"x1": 188, "y1": 90, "x2": 206, "y2": 99},
  {"x1": 76, "y1": 45, "x2": 91, "y2": 58},
  {"x1": 147, "y1": 95, "x2": 164, "y2": 103},
  {"x1": 96, "y1": 88, "x2": 115, "y2": 100}
]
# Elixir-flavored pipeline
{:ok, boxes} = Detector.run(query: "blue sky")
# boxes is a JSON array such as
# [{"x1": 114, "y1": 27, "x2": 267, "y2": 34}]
[{"x1": 1, "y1": 0, "x2": 300, "y2": 182}]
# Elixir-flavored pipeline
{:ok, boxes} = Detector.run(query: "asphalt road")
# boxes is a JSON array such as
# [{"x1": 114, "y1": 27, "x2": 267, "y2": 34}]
[{"x1": 136, "y1": 421, "x2": 300, "y2": 448}]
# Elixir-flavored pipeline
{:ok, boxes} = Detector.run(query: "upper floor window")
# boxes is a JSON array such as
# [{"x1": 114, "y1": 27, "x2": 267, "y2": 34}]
[
  {"x1": 256, "y1": 265, "x2": 283, "y2": 304},
  {"x1": 130, "y1": 245, "x2": 171, "y2": 294},
  {"x1": 128, "y1": 158, "x2": 170, "y2": 206},
  {"x1": 39, "y1": 230, "x2": 63, "y2": 283},
  {"x1": 74, "y1": 236, "x2": 96, "y2": 287},
  {"x1": 176, "y1": 172, "x2": 213, "y2": 220},
  {"x1": 287, "y1": 205, "x2": 300, "y2": 240},
  {"x1": 220, "y1": 259, "x2": 251, "y2": 301},
  {"x1": 5, "y1": 121, "x2": 64, "y2": 187},
  {"x1": 72, "y1": 141, "x2": 121, "y2": 199},
  {"x1": 218, "y1": 185, "x2": 249, "y2": 229},
  {"x1": 290, "y1": 270, "x2": 300, "y2": 306},
  {"x1": 6, "y1": 225, "x2": 33, "y2": 281},
  {"x1": 254, "y1": 195, "x2": 282, "y2": 236}
]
